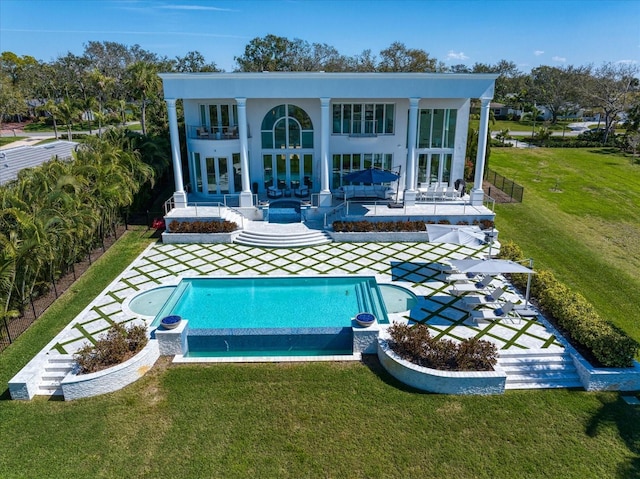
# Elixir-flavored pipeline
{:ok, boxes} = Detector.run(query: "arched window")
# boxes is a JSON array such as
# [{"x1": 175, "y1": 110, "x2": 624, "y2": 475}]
[{"x1": 261, "y1": 104, "x2": 314, "y2": 149}]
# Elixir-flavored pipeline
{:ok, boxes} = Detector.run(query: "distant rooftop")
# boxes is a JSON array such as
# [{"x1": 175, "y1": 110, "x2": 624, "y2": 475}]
[{"x1": 0, "y1": 140, "x2": 78, "y2": 186}]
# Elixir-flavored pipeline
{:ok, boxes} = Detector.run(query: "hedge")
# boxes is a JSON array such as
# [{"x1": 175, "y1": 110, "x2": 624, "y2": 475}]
[{"x1": 498, "y1": 241, "x2": 638, "y2": 367}]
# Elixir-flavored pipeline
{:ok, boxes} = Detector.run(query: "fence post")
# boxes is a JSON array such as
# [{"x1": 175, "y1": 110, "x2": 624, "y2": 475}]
[{"x1": 4, "y1": 316, "x2": 13, "y2": 344}]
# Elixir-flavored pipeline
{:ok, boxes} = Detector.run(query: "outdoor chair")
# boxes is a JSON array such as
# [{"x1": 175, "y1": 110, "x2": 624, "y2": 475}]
[
  {"x1": 469, "y1": 301, "x2": 518, "y2": 323},
  {"x1": 267, "y1": 186, "x2": 283, "y2": 199},
  {"x1": 462, "y1": 286, "x2": 506, "y2": 309},
  {"x1": 450, "y1": 275, "x2": 494, "y2": 295}
]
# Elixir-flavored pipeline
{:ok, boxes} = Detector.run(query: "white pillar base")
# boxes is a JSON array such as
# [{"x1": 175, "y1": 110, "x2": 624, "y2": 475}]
[
  {"x1": 239, "y1": 191, "x2": 254, "y2": 208},
  {"x1": 173, "y1": 191, "x2": 188, "y2": 208},
  {"x1": 470, "y1": 188, "x2": 485, "y2": 206},
  {"x1": 403, "y1": 190, "x2": 417, "y2": 206},
  {"x1": 318, "y1": 191, "x2": 333, "y2": 207}
]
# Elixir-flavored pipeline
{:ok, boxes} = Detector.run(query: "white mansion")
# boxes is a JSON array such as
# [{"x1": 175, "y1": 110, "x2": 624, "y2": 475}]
[{"x1": 159, "y1": 72, "x2": 497, "y2": 210}]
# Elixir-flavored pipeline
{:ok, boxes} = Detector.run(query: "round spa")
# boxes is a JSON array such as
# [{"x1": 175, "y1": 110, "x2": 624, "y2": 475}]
[
  {"x1": 127, "y1": 286, "x2": 176, "y2": 318},
  {"x1": 379, "y1": 284, "x2": 418, "y2": 314}
]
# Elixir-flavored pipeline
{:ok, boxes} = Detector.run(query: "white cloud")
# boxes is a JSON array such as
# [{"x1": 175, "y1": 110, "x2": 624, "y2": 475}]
[
  {"x1": 552, "y1": 56, "x2": 567, "y2": 62},
  {"x1": 616, "y1": 59, "x2": 638, "y2": 65},
  {"x1": 446, "y1": 51, "x2": 469, "y2": 61},
  {"x1": 159, "y1": 4, "x2": 235, "y2": 12},
  {"x1": 534, "y1": 50, "x2": 544, "y2": 56}
]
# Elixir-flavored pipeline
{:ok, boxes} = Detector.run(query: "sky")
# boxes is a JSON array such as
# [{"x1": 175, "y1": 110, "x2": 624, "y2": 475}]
[{"x1": 1, "y1": 0, "x2": 639, "y2": 72}]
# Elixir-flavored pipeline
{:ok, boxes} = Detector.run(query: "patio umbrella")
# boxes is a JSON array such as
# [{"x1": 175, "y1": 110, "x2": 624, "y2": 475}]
[
  {"x1": 343, "y1": 168, "x2": 399, "y2": 184},
  {"x1": 447, "y1": 258, "x2": 535, "y2": 307},
  {"x1": 448, "y1": 258, "x2": 534, "y2": 275},
  {"x1": 426, "y1": 225, "x2": 486, "y2": 246}
]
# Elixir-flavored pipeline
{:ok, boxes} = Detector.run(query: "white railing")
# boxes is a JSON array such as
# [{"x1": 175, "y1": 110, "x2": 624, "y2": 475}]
[{"x1": 323, "y1": 201, "x2": 347, "y2": 228}]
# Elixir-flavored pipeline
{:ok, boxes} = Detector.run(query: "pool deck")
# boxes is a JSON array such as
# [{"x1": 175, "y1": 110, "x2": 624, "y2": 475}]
[{"x1": 40, "y1": 239, "x2": 562, "y2": 360}]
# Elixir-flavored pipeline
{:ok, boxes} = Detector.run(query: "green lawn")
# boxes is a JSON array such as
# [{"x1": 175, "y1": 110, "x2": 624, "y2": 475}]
[
  {"x1": 490, "y1": 147, "x2": 640, "y2": 343},
  {"x1": 1, "y1": 162, "x2": 640, "y2": 477}
]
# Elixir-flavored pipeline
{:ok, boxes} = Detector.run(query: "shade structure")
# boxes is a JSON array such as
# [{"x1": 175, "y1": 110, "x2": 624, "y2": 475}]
[
  {"x1": 426, "y1": 225, "x2": 486, "y2": 246},
  {"x1": 447, "y1": 258, "x2": 535, "y2": 308},
  {"x1": 447, "y1": 258, "x2": 534, "y2": 274},
  {"x1": 343, "y1": 168, "x2": 399, "y2": 184}
]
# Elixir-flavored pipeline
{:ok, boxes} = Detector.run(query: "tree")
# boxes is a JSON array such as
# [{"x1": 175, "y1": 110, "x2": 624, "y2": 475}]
[
  {"x1": 530, "y1": 65, "x2": 585, "y2": 124},
  {"x1": 235, "y1": 34, "x2": 293, "y2": 71},
  {"x1": 125, "y1": 61, "x2": 161, "y2": 135},
  {"x1": 378, "y1": 42, "x2": 438, "y2": 72},
  {"x1": 173, "y1": 51, "x2": 220, "y2": 72},
  {"x1": 581, "y1": 62, "x2": 640, "y2": 143}
]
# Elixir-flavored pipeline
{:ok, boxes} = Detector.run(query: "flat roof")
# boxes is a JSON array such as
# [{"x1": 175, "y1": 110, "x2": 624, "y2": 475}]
[{"x1": 159, "y1": 72, "x2": 498, "y2": 101}]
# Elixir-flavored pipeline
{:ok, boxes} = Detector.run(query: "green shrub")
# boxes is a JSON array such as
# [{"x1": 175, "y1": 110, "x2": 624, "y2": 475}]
[
  {"x1": 387, "y1": 323, "x2": 498, "y2": 371},
  {"x1": 74, "y1": 323, "x2": 148, "y2": 374},
  {"x1": 168, "y1": 219, "x2": 238, "y2": 233},
  {"x1": 497, "y1": 240, "x2": 638, "y2": 366},
  {"x1": 332, "y1": 220, "x2": 426, "y2": 232}
]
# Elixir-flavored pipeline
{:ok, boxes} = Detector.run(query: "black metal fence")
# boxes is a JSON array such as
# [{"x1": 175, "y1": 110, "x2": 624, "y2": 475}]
[
  {"x1": 484, "y1": 169, "x2": 524, "y2": 203},
  {"x1": 0, "y1": 220, "x2": 162, "y2": 353}
]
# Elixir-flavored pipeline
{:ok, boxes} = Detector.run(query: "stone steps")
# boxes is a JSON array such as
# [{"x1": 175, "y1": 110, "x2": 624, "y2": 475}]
[
  {"x1": 498, "y1": 350, "x2": 583, "y2": 390},
  {"x1": 38, "y1": 356, "x2": 75, "y2": 396},
  {"x1": 235, "y1": 227, "x2": 332, "y2": 248}
]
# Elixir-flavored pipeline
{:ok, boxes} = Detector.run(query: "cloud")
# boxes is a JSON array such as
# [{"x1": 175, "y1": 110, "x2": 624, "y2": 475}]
[
  {"x1": 446, "y1": 51, "x2": 469, "y2": 61},
  {"x1": 534, "y1": 50, "x2": 544, "y2": 56},
  {"x1": 159, "y1": 4, "x2": 236, "y2": 12},
  {"x1": 552, "y1": 56, "x2": 567, "y2": 62},
  {"x1": 616, "y1": 59, "x2": 638, "y2": 65}
]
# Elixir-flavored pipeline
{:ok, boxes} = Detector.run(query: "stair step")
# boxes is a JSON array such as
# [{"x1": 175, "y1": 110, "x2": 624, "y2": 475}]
[
  {"x1": 505, "y1": 380, "x2": 583, "y2": 390},
  {"x1": 38, "y1": 380, "x2": 64, "y2": 395},
  {"x1": 499, "y1": 357, "x2": 574, "y2": 367},
  {"x1": 499, "y1": 349, "x2": 568, "y2": 358}
]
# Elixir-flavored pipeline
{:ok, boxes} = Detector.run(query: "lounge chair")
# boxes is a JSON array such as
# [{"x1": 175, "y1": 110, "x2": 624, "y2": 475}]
[
  {"x1": 450, "y1": 275, "x2": 494, "y2": 295},
  {"x1": 469, "y1": 301, "x2": 518, "y2": 323},
  {"x1": 462, "y1": 286, "x2": 506, "y2": 308}
]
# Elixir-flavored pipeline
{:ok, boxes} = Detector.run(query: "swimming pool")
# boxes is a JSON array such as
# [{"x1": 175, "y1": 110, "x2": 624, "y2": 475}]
[
  {"x1": 150, "y1": 276, "x2": 388, "y2": 357},
  {"x1": 152, "y1": 276, "x2": 388, "y2": 329}
]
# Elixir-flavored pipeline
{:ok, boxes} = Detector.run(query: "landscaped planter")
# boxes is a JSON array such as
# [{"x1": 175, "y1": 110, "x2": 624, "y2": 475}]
[
  {"x1": 571, "y1": 355, "x2": 640, "y2": 391},
  {"x1": 329, "y1": 231, "x2": 430, "y2": 242},
  {"x1": 60, "y1": 340, "x2": 159, "y2": 401},
  {"x1": 377, "y1": 338, "x2": 506, "y2": 395}
]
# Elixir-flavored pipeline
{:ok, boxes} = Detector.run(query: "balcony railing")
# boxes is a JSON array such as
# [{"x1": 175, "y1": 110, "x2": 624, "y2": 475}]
[{"x1": 188, "y1": 125, "x2": 240, "y2": 141}]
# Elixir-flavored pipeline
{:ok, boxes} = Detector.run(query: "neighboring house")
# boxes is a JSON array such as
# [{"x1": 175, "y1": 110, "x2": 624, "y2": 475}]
[
  {"x1": 159, "y1": 72, "x2": 497, "y2": 208},
  {"x1": 490, "y1": 102, "x2": 522, "y2": 119},
  {"x1": 0, "y1": 140, "x2": 78, "y2": 186}
]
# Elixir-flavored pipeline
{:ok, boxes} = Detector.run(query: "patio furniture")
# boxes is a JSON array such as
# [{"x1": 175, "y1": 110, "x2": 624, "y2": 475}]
[
  {"x1": 462, "y1": 286, "x2": 506, "y2": 308},
  {"x1": 294, "y1": 186, "x2": 309, "y2": 197},
  {"x1": 267, "y1": 186, "x2": 283, "y2": 199},
  {"x1": 450, "y1": 275, "x2": 494, "y2": 296},
  {"x1": 336, "y1": 184, "x2": 394, "y2": 200},
  {"x1": 470, "y1": 301, "x2": 518, "y2": 323}
]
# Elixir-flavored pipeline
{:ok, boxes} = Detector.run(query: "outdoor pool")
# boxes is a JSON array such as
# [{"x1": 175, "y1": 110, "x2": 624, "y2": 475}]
[
  {"x1": 152, "y1": 276, "x2": 388, "y2": 329},
  {"x1": 149, "y1": 276, "x2": 388, "y2": 357}
]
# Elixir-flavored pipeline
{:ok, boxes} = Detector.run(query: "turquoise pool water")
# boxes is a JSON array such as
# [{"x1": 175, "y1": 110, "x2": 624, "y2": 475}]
[{"x1": 151, "y1": 276, "x2": 388, "y2": 329}]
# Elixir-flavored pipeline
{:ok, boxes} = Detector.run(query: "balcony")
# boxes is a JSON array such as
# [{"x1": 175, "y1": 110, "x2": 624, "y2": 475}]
[{"x1": 188, "y1": 125, "x2": 240, "y2": 141}]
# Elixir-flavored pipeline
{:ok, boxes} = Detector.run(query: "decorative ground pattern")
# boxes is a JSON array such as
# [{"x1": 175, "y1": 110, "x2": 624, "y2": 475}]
[{"x1": 49, "y1": 240, "x2": 562, "y2": 356}]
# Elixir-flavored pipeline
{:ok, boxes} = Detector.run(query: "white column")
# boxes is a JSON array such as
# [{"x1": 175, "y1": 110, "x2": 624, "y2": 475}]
[
  {"x1": 236, "y1": 97, "x2": 253, "y2": 207},
  {"x1": 403, "y1": 98, "x2": 420, "y2": 205},
  {"x1": 166, "y1": 99, "x2": 187, "y2": 208},
  {"x1": 471, "y1": 98, "x2": 491, "y2": 206},
  {"x1": 318, "y1": 97, "x2": 332, "y2": 207}
]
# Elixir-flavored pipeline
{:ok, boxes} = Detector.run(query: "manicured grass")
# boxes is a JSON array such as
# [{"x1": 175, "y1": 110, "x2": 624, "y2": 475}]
[
  {"x1": 1, "y1": 357, "x2": 639, "y2": 478},
  {"x1": 0, "y1": 136, "x2": 28, "y2": 147},
  {"x1": 491, "y1": 147, "x2": 640, "y2": 343}
]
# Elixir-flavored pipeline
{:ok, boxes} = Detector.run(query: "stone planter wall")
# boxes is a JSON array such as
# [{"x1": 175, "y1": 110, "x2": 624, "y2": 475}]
[
  {"x1": 377, "y1": 338, "x2": 506, "y2": 395},
  {"x1": 329, "y1": 232, "x2": 430, "y2": 242},
  {"x1": 572, "y1": 355, "x2": 640, "y2": 391},
  {"x1": 161, "y1": 231, "x2": 240, "y2": 244},
  {"x1": 60, "y1": 340, "x2": 160, "y2": 401}
]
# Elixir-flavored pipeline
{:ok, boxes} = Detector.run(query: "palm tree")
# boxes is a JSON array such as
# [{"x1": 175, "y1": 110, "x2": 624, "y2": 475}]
[
  {"x1": 57, "y1": 99, "x2": 79, "y2": 141},
  {"x1": 125, "y1": 61, "x2": 161, "y2": 135}
]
